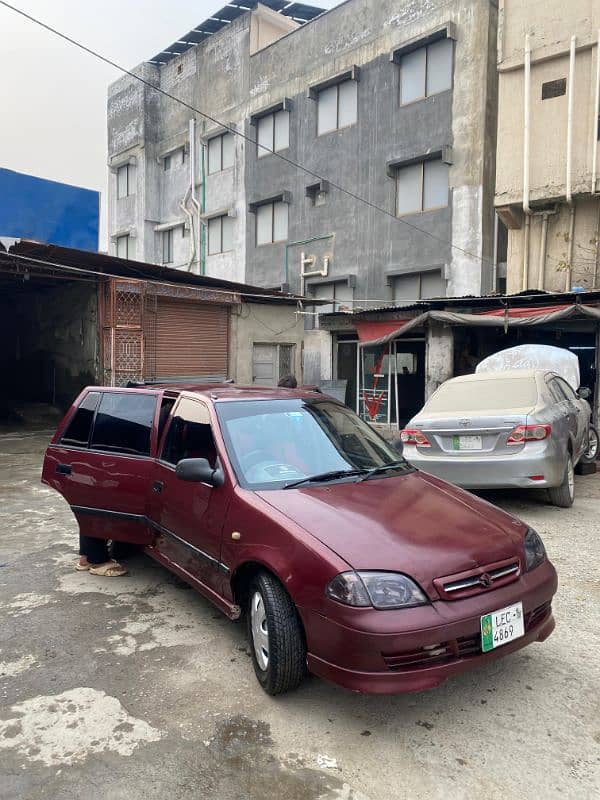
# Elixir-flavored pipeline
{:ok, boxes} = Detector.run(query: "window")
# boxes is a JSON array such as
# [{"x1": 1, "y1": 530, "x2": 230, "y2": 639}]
[
  {"x1": 60, "y1": 392, "x2": 100, "y2": 447},
  {"x1": 163, "y1": 148, "x2": 185, "y2": 170},
  {"x1": 396, "y1": 159, "x2": 449, "y2": 216},
  {"x1": 555, "y1": 377, "x2": 577, "y2": 401},
  {"x1": 312, "y1": 282, "x2": 354, "y2": 315},
  {"x1": 392, "y1": 270, "x2": 443, "y2": 302},
  {"x1": 257, "y1": 110, "x2": 289, "y2": 157},
  {"x1": 161, "y1": 398, "x2": 216, "y2": 467},
  {"x1": 207, "y1": 133, "x2": 234, "y2": 174},
  {"x1": 116, "y1": 164, "x2": 132, "y2": 198},
  {"x1": 317, "y1": 80, "x2": 357, "y2": 135},
  {"x1": 400, "y1": 38, "x2": 453, "y2": 105},
  {"x1": 542, "y1": 78, "x2": 566, "y2": 100},
  {"x1": 252, "y1": 343, "x2": 295, "y2": 385},
  {"x1": 116, "y1": 235, "x2": 130, "y2": 260},
  {"x1": 256, "y1": 200, "x2": 288, "y2": 245},
  {"x1": 208, "y1": 214, "x2": 234, "y2": 255},
  {"x1": 90, "y1": 392, "x2": 157, "y2": 456},
  {"x1": 162, "y1": 228, "x2": 174, "y2": 264},
  {"x1": 164, "y1": 154, "x2": 172, "y2": 171},
  {"x1": 425, "y1": 378, "x2": 538, "y2": 413}
]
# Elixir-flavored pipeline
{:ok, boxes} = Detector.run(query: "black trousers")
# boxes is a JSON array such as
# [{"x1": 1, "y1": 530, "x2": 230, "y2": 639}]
[{"x1": 79, "y1": 535, "x2": 110, "y2": 564}]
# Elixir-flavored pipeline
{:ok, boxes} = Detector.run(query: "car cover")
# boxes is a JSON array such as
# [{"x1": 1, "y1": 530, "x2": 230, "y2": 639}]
[{"x1": 475, "y1": 344, "x2": 580, "y2": 390}]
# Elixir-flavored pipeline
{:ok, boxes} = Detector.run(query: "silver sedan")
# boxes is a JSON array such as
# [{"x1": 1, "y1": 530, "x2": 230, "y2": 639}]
[{"x1": 401, "y1": 369, "x2": 590, "y2": 507}]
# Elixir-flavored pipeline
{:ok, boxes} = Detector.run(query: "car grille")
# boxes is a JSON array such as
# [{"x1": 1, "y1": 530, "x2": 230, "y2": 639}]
[
  {"x1": 434, "y1": 558, "x2": 521, "y2": 601},
  {"x1": 382, "y1": 602, "x2": 552, "y2": 671}
]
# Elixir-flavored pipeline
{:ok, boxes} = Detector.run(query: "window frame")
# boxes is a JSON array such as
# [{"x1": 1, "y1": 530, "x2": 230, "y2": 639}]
[
  {"x1": 207, "y1": 214, "x2": 234, "y2": 255},
  {"x1": 207, "y1": 132, "x2": 234, "y2": 174},
  {"x1": 115, "y1": 234, "x2": 130, "y2": 260},
  {"x1": 395, "y1": 159, "x2": 449, "y2": 217},
  {"x1": 116, "y1": 163, "x2": 132, "y2": 199},
  {"x1": 256, "y1": 110, "x2": 290, "y2": 159},
  {"x1": 159, "y1": 396, "x2": 215, "y2": 468},
  {"x1": 399, "y1": 37, "x2": 454, "y2": 107},
  {"x1": 252, "y1": 342, "x2": 296, "y2": 386},
  {"x1": 162, "y1": 228, "x2": 174, "y2": 264},
  {"x1": 254, "y1": 200, "x2": 288, "y2": 246},
  {"x1": 316, "y1": 79, "x2": 358, "y2": 136}
]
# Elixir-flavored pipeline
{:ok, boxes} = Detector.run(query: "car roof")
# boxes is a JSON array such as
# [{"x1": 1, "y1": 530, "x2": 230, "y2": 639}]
[
  {"x1": 178, "y1": 385, "x2": 326, "y2": 402},
  {"x1": 446, "y1": 369, "x2": 550, "y2": 384}
]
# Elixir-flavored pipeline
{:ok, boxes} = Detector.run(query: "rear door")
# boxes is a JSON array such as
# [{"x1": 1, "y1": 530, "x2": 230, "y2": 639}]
[
  {"x1": 42, "y1": 389, "x2": 159, "y2": 544},
  {"x1": 553, "y1": 376, "x2": 588, "y2": 458}
]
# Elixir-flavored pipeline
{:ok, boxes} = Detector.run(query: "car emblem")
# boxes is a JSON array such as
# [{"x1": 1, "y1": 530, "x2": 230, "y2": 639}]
[
  {"x1": 459, "y1": 419, "x2": 471, "y2": 427},
  {"x1": 479, "y1": 573, "x2": 493, "y2": 588}
]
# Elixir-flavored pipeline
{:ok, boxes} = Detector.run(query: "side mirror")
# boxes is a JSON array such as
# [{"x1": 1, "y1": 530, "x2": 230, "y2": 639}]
[
  {"x1": 175, "y1": 458, "x2": 224, "y2": 487},
  {"x1": 578, "y1": 387, "x2": 591, "y2": 400}
]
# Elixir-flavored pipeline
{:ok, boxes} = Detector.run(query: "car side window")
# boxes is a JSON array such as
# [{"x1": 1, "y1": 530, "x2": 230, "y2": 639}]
[
  {"x1": 555, "y1": 377, "x2": 577, "y2": 402},
  {"x1": 90, "y1": 392, "x2": 157, "y2": 456},
  {"x1": 60, "y1": 391, "x2": 101, "y2": 447},
  {"x1": 546, "y1": 379, "x2": 565, "y2": 404},
  {"x1": 161, "y1": 397, "x2": 217, "y2": 468}
]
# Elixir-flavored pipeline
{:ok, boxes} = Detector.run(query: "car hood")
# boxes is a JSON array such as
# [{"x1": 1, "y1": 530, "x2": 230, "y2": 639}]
[{"x1": 257, "y1": 470, "x2": 526, "y2": 598}]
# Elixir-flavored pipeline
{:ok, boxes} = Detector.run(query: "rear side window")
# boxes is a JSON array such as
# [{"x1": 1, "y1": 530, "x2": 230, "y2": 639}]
[
  {"x1": 90, "y1": 393, "x2": 157, "y2": 456},
  {"x1": 555, "y1": 377, "x2": 577, "y2": 401},
  {"x1": 61, "y1": 392, "x2": 101, "y2": 446},
  {"x1": 426, "y1": 377, "x2": 538, "y2": 413}
]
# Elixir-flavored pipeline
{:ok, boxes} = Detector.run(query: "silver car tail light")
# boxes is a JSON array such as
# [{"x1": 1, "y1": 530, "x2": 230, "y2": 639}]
[{"x1": 506, "y1": 424, "x2": 551, "y2": 445}]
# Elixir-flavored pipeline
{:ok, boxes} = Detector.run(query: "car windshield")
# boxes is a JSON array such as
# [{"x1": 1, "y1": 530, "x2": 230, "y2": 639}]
[
  {"x1": 216, "y1": 398, "x2": 408, "y2": 490},
  {"x1": 425, "y1": 377, "x2": 538, "y2": 413}
]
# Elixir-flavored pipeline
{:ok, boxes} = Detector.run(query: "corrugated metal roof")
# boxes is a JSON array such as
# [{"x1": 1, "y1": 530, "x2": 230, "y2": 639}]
[
  {"x1": 0, "y1": 239, "x2": 311, "y2": 305},
  {"x1": 148, "y1": 2, "x2": 324, "y2": 65}
]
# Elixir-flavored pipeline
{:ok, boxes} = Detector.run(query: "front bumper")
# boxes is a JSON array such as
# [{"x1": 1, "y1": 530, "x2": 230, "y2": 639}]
[
  {"x1": 300, "y1": 560, "x2": 557, "y2": 695},
  {"x1": 404, "y1": 444, "x2": 564, "y2": 489}
]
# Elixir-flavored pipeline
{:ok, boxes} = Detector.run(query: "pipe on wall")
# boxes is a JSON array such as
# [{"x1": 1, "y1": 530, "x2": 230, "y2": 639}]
[
  {"x1": 564, "y1": 36, "x2": 577, "y2": 292},
  {"x1": 522, "y1": 34, "x2": 532, "y2": 290},
  {"x1": 592, "y1": 30, "x2": 600, "y2": 195},
  {"x1": 188, "y1": 118, "x2": 202, "y2": 274}
]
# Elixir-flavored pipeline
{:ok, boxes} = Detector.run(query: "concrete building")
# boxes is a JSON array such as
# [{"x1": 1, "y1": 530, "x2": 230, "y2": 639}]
[
  {"x1": 107, "y1": 0, "x2": 499, "y2": 310},
  {"x1": 495, "y1": 0, "x2": 600, "y2": 294}
]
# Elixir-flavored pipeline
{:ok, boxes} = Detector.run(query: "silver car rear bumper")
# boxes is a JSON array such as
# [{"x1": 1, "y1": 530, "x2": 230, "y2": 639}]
[{"x1": 404, "y1": 443, "x2": 565, "y2": 489}]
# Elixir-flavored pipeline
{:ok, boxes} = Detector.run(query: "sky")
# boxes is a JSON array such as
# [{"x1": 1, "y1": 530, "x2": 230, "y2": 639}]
[{"x1": 0, "y1": 0, "x2": 340, "y2": 248}]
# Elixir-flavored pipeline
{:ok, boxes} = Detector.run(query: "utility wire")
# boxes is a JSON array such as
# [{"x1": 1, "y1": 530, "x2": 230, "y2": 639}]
[{"x1": 0, "y1": 0, "x2": 494, "y2": 270}]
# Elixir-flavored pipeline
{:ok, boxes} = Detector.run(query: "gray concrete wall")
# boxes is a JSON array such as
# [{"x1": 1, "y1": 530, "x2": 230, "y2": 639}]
[{"x1": 108, "y1": 0, "x2": 498, "y2": 304}]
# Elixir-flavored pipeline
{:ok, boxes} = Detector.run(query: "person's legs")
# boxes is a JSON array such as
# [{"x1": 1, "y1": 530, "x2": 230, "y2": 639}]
[{"x1": 79, "y1": 535, "x2": 110, "y2": 565}]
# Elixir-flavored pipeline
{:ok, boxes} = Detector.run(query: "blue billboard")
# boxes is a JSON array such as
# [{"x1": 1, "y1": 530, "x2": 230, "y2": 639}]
[{"x1": 0, "y1": 168, "x2": 99, "y2": 251}]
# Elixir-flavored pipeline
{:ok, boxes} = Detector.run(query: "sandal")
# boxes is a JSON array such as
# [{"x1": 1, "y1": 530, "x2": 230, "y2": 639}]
[
  {"x1": 75, "y1": 561, "x2": 91, "y2": 571},
  {"x1": 88, "y1": 560, "x2": 128, "y2": 577}
]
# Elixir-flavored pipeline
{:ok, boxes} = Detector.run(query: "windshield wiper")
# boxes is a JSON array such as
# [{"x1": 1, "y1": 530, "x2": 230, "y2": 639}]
[
  {"x1": 284, "y1": 468, "x2": 367, "y2": 489},
  {"x1": 357, "y1": 460, "x2": 412, "y2": 482}
]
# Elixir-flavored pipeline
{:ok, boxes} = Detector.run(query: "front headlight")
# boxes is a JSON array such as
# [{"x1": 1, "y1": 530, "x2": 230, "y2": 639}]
[
  {"x1": 326, "y1": 571, "x2": 428, "y2": 609},
  {"x1": 524, "y1": 527, "x2": 546, "y2": 571}
]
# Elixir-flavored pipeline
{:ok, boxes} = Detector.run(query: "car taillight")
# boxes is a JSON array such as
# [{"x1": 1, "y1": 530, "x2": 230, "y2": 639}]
[
  {"x1": 400, "y1": 429, "x2": 431, "y2": 447},
  {"x1": 506, "y1": 424, "x2": 551, "y2": 445}
]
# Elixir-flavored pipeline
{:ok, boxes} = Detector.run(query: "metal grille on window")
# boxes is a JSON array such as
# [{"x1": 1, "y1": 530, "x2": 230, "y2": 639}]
[{"x1": 278, "y1": 345, "x2": 293, "y2": 380}]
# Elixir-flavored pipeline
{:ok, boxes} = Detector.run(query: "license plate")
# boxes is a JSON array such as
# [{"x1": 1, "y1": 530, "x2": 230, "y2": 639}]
[
  {"x1": 481, "y1": 601, "x2": 524, "y2": 652},
  {"x1": 452, "y1": 435, "x2": 482, "y2": 451}
]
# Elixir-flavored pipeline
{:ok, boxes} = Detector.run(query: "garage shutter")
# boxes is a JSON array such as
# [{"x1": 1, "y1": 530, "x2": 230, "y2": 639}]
[{"x1": 154, "y1": 299, "x2": 229, "y2": 379}]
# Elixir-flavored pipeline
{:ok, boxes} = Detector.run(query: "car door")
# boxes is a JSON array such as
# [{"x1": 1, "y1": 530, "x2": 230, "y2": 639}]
[
  {"x1": 147, "y1": 395, "x2": 230, "y2": 592},
  {"x1": 42, "y1": 389, "x2": 159, "y2": 544},
  {"x1": 554, "y1": 376, "x2": 588, "y2": 457}
]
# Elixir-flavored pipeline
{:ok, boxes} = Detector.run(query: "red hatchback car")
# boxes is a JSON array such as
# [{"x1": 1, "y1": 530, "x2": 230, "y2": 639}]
[{"x1": 42, "y1": 385, "x2": 557, "y2": 695}]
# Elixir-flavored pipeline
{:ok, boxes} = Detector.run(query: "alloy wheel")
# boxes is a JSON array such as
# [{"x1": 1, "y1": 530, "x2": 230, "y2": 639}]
[
  {"x1": 250, "y1": 590, "x2": 269, "y2": 671},
  {"x1": 567, "y1": 458, "x2": 575, "y2": 500}
]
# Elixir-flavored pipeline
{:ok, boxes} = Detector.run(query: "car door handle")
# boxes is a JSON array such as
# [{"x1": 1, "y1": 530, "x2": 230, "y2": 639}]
[
  {"x1": 152, "y1": 481, "x2": 164, "y2": 494},
  {"x1": 56, "y1": 464, "x2": 72, "y2": 475}
]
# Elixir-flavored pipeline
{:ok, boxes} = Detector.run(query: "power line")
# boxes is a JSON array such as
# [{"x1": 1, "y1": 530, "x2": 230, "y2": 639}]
[{"x1": 0, "y1": 0, "x2": 494, "y2": 270}]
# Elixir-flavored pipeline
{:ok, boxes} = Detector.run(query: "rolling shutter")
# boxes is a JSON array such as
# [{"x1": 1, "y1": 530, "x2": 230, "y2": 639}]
[{"x1": 155, "y1": 299, "x2": 229, "y2": 379}]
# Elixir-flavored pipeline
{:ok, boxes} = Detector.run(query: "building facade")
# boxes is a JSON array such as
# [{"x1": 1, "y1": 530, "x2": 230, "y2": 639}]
[
  {"x1": 108, "y1": 0, "x2": 499, "y2": 311},
  {"x1": 495, "y1": 0, "x2": 600, "y2": 294}
]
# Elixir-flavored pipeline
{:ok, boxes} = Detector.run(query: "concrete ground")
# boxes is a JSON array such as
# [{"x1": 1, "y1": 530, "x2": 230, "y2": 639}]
[{"x1": 1, "y1": 427, "x2": 599, "y2": 800}]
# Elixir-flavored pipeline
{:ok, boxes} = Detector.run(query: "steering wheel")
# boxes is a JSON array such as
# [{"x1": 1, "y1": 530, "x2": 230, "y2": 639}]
[{"x1": 239, "y1": 449, "x2": 271, "y2": 469}]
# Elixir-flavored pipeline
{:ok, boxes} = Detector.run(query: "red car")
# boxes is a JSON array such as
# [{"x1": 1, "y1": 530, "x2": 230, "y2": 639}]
[{"x1": 42, "y1": 385, "x2": 557, "y2": 695}]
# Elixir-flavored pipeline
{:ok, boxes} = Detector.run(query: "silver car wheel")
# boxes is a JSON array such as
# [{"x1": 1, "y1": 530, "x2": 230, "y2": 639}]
[
  {"x1": 250, "y1": 590, "x2": 269, "y2": 671},
  {"x1": 586, "y1": 428, "x2": 598, "y2": 460},
  {"x1": 567, "y1": 458, "x2": 575, "y2": 500}
]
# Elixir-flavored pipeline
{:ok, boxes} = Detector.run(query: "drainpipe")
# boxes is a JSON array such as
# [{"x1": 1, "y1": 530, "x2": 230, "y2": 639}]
[
  {"x1": 592, "y1": 30, "x2": 600, "y2": 195},
  {"x1": 200, "y1": 121, "x2": 207, "y2": 276},
  {"x1": 522, "y1": 34, "x2": 532, "y2": 291},
  {"x1": 283, "y1": 233, "x2": 334, "y2": 289},
  {"x1": 179, "y1": 186, "x2": 195, "y2": 269},
  {"x1": 300, "y1": 253, "x2": 330, "y2": 298},
  {"x1": 535, "y1": 207, "x2": 559, "y2": 290},
  {"x1": 188, "y1": 118, "x2": 203, "y2": 275},
  {"x1": 566, "y1": 35, "x2": 577, "y2": 291}
]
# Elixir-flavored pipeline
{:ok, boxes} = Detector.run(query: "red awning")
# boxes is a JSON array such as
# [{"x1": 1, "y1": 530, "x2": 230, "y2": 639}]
[
  {"x1": 479, "y1": 304, "x2": 572, "y2": 318},
  {"x1": 355, "y1": 320, "x2": 409, "y2": 344}
]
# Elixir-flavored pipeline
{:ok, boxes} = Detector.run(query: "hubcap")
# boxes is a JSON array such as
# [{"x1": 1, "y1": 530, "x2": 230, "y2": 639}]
[
  {"x1": 567, "y1": 459, "x2": 575, "y2": 499},
  {"x1": 250, "y1": 591, "x2": 269, "y2": 671},
  {"x1": 587, "y1": 430, "x2": 598, "y2": 460}
]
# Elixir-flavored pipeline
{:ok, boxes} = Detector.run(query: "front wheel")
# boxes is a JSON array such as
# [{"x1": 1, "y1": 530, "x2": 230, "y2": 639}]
[
  {"x1": 548, "y1": 456, "x2": 575, "y2": 508},
  {"x1": 581, "y1": 425, "x2": 599, "y2": 464},
  {"x1": 247, "y1": 572, "x2": 306, "y2": 696}
]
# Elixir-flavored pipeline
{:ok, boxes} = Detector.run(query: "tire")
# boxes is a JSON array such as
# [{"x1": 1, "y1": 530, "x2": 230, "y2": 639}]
[
  {"x1": 246, "y1": 571, "x2": 306, "y2": 696},
  {"x1": 580, "y1": 425, "x2": 599, "y2": 464},
  {"x1": 548, "y1": 456, "x2": 575, "y2": 508}
]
